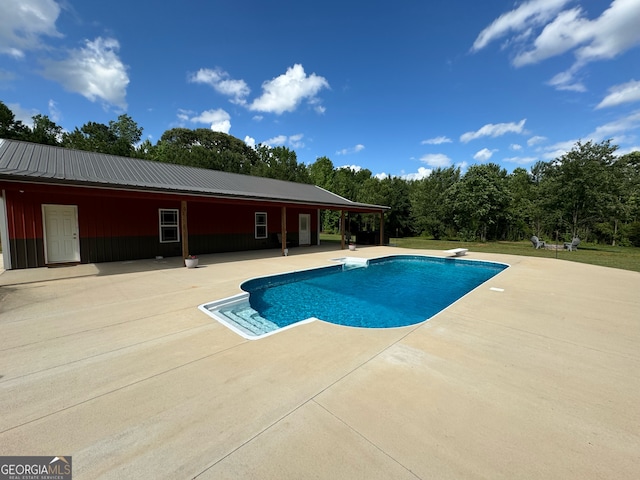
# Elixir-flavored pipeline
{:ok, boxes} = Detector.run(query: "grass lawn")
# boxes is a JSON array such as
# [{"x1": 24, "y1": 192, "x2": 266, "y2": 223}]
[{"x1": 320, "y1": 233, "x2": 640, "y2": 273}]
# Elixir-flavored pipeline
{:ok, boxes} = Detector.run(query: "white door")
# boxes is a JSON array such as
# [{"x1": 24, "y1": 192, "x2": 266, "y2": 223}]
[
  {"x1": 299, "y1": 214, "x2": 311, "y2": 245},
  {"x1": 43, "y1": 204, "x2": 80, "y2": 263}
]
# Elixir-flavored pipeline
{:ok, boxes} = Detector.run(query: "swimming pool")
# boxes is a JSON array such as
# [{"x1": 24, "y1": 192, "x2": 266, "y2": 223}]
[{"x1": 199, "y1": 255, "x2": 508, "y2": 339}]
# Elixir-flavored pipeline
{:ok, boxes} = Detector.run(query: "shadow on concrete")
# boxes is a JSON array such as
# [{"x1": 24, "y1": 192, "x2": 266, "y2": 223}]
[{"x1": 0, "y1": 242, "x2": 377, "y2": 286}]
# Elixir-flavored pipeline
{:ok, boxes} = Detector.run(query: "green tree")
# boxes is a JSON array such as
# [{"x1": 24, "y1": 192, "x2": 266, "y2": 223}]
[
  {"x1": 108, "y1": 114, "x2": 143, "y2": 156},
  {"x1": 309, "y1": 156, "x2": 340, "y2": 233},
  {"x1": 606, "y1": 151, "x2": 640, "y2": 245},
  {"x1": 155, "y1": 128, "x2": 258, "y2": 173},
  {"x1": 359, "y1": 176, "x2": 412, "y2": 237},
  {"x1": 134, "y1": 138, "x2": 157, "y2": 159},
  {"x1": 61, "y1": 115, "x2": 143, "y2": 157},
  {"x1": 543, "y1": 140, "x2": 618, "y2": 240},
  {"x1": 505, "y1": 167, "x2": 535, "y2": 240},
  {"x1": 0, "y1": 101, "x2": 29, "y2": 140},
  {"x1": 409, "y1": 166, "x2": 460, "y2": 239},
  {"x1": 29, "y1": 114, "x2": 62, "y2": 146},
  {"x1": 308, "y1": 156, "x2": 335, "y2": 190},
  {"x1": 62, "y1": 122, "x2": 117, "y2": 153},
  {"x1": 251, "y1": 145, "x2": 311, "y2": 183},
  {"x1": 447, "y1": 163, "x2": 510, "y2": 241}
]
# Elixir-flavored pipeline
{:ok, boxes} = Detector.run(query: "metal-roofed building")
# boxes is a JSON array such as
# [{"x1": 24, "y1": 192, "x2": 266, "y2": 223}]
[{"x1": 0, "y1": 139, "x2": 389, "y2": 270}]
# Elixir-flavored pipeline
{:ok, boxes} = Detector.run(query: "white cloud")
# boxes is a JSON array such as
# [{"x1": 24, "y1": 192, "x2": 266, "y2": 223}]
[
  {"x1": 401, "y1": 167, "x2": 432, "y2": 181},
  {"x1": 617, "y1": 145, "x2": 640, "y2": 155},
  {"x1": 587, "y1": 110, "x2": 640, "y2": 141},
  {"x1": 0, "y1": 0, "x2": 62, "y2": 58},
  {"x1": 264, "y1": 135, "x2": 287, "y2": 146},
  {"x1": 374, "y1": 172, "x2": 390, "y2": 180},
  {"x1": 513, "y1": 7, "x2": 590, "y2": 67},
  {"x1": 460, "y1": 119, "x2": 526, "y2": 143},
  {"x1": 188, "y1": 67, "x2": 250, "y2": 104},
  {"x1": 260, "y1": 134, "x2": 305, "y2": 148},
  {"x1": 420, "y1": 153, "x2": 452, "y2": 168},
  {"x1": 176, "y1": 108, "x2": 191, "y2": 124},
  {"x1": 503, "y1": 156, "x2": 539, "y2": 165},
  {"x1": 249, "y1": 64, "x2": 329, "y2": 114},
  {"x1": 188, "y1": 108, "x2": 231, "y2": 133},
  {"x1": 457, "y1": 161, "x2": 469, "y2": 172},
  {"x1": 528, "y1": 135, "x2": 547, "y2": 146},
  {"x1": 7, "y1": 102, "x2": 38, "y2": 127},
  {"x1": 288, "y1": 133, "x2": 305, "y2": 149},
  {"x1": 474, "y1": 148, "x2": 497, "y2": 161},
  {"x1": 48, "y1": 99, "x2": 61, "y2": 122},
  {"x1": 244, "y1": 136, "x2": 256, "y2": 148},
  {"x1": 547, "y1": 68, "x2": 586, "y2": 92},
  {"x1": 539, "y1": 139, "x2": 578, "y2": 160},
  {"x1": 471, "y1": 0, "x2": 571, "y2": 52},
  {"x1": 41, "y1": 37, "x2": 129, "y2": 109},
  {"x1": 510, "y1": 143, "x2": 523, "y2": 150},
  {"x1": 473, "y1": 0, "x2": 640, "y2": 92},
  {"x1": 596, "y1": 79, "x2": 640, "y2": 109},
  {"x1": 574, "y1": 0, "x2": 640, "y2": 64},
  {"x1": 421, "y1": 136, "x2": 452, "y2": 145},
  {"x1": 336, "y1": 144, "x2": 365, "y2": 155}
]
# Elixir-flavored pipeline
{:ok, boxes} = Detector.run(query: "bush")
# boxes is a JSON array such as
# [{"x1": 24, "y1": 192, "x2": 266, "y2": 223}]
[{"x1": 627, "y1": 222, "x2": 640, "y2": 247}]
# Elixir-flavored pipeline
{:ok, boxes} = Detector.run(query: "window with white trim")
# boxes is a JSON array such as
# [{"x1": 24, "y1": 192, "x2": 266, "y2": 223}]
[
  {"x1": 255, "y1": 212, "x2": 267, "y2": 239},
  {"x1": 159, "y1": 209, "x2": 180, "y2": 243}
]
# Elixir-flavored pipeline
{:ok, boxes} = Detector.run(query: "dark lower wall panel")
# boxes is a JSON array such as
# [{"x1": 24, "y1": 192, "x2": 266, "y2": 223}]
[
  {"x1": 9, "y1": 238, "x2": 45, "y2": 269},
  {"x1": 8, "y1": 231, "x2": 317, "y2": 269},
  {"x1": 81, "y1": 236, "x2": 183, "y2": 263}
]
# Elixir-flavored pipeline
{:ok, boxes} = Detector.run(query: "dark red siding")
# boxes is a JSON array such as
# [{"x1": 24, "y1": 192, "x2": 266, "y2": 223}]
[{"x1": 1, "y1": 182, "x2": 317, "y2": 269}]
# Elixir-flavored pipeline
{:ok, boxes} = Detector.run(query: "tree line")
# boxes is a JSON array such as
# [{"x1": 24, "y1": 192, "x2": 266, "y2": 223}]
[{"x1": 2, "y1": 101, "x2": 639, "y2": 246}]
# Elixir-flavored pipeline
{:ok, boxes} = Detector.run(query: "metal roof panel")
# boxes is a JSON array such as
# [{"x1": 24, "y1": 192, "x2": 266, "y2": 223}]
[{"x1": 0, "y1": 139, "x2": 388, "y2": 210}]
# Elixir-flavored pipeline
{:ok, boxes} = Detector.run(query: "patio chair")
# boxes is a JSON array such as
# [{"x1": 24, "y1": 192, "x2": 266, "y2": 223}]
[
  {"x1": 276, "y1": 233, "x2": 293, "y2": 248},
  {"x1": 564, "y1": 237, "x2": 580, "y2": 251},
  {"x1": 530, "y1": 235, "x2": 545, "y2": 249}
]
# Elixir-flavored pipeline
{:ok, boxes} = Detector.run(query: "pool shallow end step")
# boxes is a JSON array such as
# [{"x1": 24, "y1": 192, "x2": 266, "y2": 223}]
[{"x1": 199, "y1": 294, "x2": 316, "y2": 340}]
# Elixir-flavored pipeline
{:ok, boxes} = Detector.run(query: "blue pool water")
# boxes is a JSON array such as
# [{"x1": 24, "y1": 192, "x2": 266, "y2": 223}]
[{"x1": 200, "y1": 255, "x2": 508, "y2": 338}]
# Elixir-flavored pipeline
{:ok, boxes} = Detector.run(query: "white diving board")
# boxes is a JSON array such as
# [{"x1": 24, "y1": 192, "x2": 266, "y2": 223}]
[{"x1": 444, "y1": 248, "x2": 468, "y2": 257}]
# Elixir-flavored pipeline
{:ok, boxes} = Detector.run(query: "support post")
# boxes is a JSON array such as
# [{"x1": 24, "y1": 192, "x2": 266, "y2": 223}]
[
  {"x1": 281, "y1": 206, "x2": 287, "y2": 255},
  {"x1": 340, "y1": 210, "x2": 346, "y2": 250},
  {"x1": 379, "y1": 211, "x2": 385, "y2": 246},
  {"x1": 181, "y1": 200, "x2": 189, "y2": 260}
]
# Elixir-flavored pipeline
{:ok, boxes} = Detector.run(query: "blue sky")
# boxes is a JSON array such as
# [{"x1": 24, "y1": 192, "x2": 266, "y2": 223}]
[{"x1": 1, "y1": 0, "x2": 640, "y2": 180}]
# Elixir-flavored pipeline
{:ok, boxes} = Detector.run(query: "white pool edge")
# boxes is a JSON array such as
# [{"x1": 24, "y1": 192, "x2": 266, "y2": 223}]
[{"x1": 199, "y1": 253, "x2": 511, "y2": 340}]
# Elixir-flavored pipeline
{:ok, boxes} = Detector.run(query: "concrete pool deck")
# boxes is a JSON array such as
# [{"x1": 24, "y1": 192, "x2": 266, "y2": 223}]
[{"x1": 0, "y1": 246, "x2": 638, "y2": 479}]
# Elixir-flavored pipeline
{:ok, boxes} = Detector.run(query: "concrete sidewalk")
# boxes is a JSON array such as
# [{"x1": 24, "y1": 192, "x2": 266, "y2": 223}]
[{"x1": 0, "y1": 247, "x2": 638, "y2": 479}]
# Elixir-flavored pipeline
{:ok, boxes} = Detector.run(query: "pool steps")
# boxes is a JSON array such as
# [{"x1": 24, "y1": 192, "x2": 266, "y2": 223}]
[
  {"x1": 200, "y1": 293, "x2": 278, "y2": 338},
  {"x1": 200, "y1": 258, "x2": 370, "y2": 339},
  {"x1": 219, "y1": 304, "x2": 279, "y2": 336}
]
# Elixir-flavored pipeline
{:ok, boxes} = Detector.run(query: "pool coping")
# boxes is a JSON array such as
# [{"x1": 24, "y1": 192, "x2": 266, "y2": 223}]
[{"x1": 199, "y1": 253, "x2": 510, "y2": 340}]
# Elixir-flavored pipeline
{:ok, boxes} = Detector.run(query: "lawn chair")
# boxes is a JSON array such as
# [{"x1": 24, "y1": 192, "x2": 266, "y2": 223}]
[
  {"x1": 564, "y1": 237, "x2": 580, "y2": 251},
  {"x1": 530, "y1": 235, "x2": 545, "y2": 249}
]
